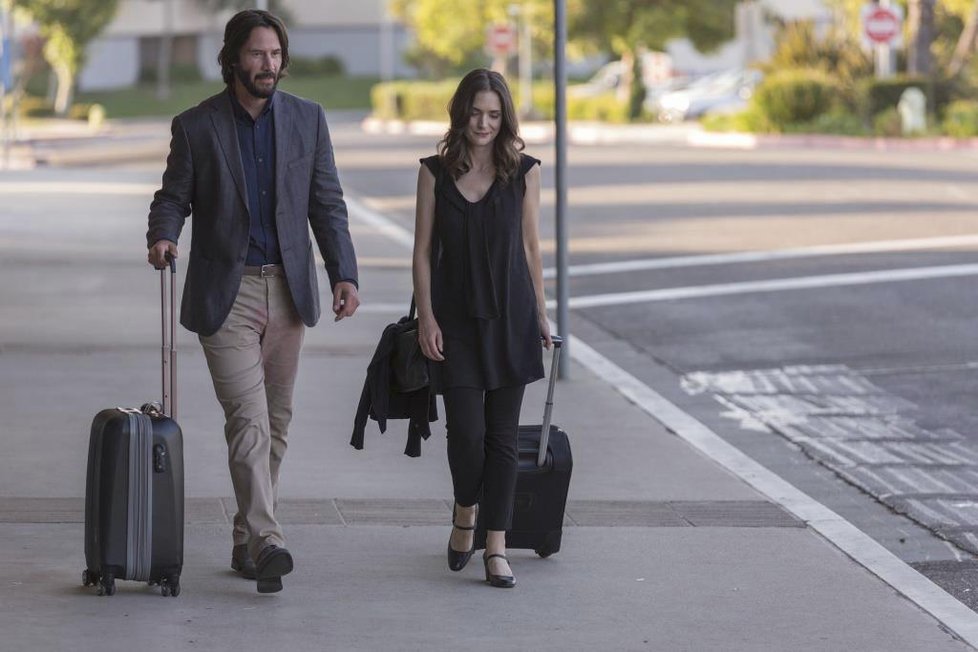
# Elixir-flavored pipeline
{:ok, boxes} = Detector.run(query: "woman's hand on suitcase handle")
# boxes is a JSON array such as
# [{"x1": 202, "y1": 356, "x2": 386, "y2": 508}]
[
  {"x1": 148, "y1": 240, "x2": 178, "y2": 270},
  {"x1": 418, "y1": 315, "x2": 445, "y2": 361}
]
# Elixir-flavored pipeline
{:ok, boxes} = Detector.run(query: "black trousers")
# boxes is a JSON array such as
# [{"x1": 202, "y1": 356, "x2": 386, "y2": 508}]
[{"x1": 443, "y1": 385, "x2": 526, "y2": 532}]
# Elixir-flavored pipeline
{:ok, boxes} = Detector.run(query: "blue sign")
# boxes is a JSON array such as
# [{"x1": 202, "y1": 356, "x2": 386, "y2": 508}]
[{"x1": 0, "y1": 38, "x2": 10, "y2": 89}]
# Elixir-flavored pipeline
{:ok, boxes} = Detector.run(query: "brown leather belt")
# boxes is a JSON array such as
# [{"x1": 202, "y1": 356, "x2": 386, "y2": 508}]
[{"x1": 243, "y1": 264, "x2": 285, "y2": 278}]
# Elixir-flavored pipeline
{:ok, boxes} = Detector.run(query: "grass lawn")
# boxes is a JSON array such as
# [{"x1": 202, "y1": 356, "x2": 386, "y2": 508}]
[{"x1": 75, "y1": 74, "x2": 378, "y2": 119}]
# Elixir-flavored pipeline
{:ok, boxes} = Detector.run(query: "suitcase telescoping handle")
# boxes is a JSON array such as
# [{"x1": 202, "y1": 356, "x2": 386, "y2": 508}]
[
  {"x1": 537, "y1": 335, "x2": 563, "y2": 468},
  {"x1": 160, "y1": 255, "x2": 177, "y2": 420}
]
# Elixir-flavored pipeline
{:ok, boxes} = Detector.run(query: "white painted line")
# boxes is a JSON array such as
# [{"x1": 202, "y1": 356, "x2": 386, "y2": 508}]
[
  {"x1": 346, "y1": 196, "x2": 415, "y2": 249},
  {"x1": 567, "y1": 333, "x2": 978, "y2": 647},
  {"x1": 0, "y1": 181, "x2": 158, "y2": 195},
  {"x1": 560, "y1": 263, "x2": 978, "y2": 309},
  {"x1": 543, "y1": 234, "x2": 978, "y2": 280}
]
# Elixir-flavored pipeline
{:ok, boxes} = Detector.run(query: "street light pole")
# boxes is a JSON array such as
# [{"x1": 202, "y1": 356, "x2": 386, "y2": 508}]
[
  {"x1": 553, "y1": 0, "x2": 569, "y2": 378},
  {"x1": 0, "y1": 0, "x2": 10, "y2": 170}
]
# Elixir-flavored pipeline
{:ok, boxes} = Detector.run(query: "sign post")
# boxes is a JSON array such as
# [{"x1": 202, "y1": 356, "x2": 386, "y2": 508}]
[
  {"x1": 485, "y1": 22, "x2": 516, "y2": 74},
  {"x1": 0, "y1": 1, "x2": 9, "y2": 170},
  {"x1": 553, "y1": 0, "x2": 569, "y2": 378},
  {"x1": 862, "y1": 1, "x2": 904, "y2": 78}
]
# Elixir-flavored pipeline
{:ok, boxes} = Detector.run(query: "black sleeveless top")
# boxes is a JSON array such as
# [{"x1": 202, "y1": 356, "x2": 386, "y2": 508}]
[{"x1": 420, "y1": 153, "x2": 545, "y2": 392}]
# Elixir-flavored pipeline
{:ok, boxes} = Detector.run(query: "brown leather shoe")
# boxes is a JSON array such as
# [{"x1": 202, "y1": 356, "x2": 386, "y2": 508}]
[
  {"x1": 231, "y1": 544, "x2": 257, "y2": 580},
  {"x1": 255, "y1": 545, "x2": 293, "y2": 594}
]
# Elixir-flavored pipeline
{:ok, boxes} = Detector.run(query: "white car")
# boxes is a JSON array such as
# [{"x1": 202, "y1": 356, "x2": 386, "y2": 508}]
[{"x1": 654, "y1": 69, "x2": 763, "y2": 123}]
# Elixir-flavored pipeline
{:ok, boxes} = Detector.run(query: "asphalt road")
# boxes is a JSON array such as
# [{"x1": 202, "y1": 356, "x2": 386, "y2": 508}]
[{"x1": 4, "y1": 114, "x2": 978, "y2": 608}]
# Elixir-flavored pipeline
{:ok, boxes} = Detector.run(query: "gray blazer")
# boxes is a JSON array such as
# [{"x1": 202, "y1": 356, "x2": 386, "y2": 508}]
[{"x1": 147, "y1": 90, "x2": 358, "y2": 336}]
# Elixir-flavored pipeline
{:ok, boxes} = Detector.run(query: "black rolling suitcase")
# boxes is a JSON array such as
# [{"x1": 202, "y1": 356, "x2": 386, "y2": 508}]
[
  {"x1": 475, "y1": 336, "x2": 572, "y2": 557},
  {"x1": 82, "y1": 259, "x2": 184, "y2": 597}
]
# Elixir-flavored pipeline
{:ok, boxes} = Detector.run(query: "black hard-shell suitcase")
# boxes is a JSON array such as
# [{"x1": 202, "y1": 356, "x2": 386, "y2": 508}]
[
  {"x1": 475, "y1": 336, "x2": 572, "y2": 557},
  {"x1": 83, "y1": 259, "x2": 185, "y2": 597}
]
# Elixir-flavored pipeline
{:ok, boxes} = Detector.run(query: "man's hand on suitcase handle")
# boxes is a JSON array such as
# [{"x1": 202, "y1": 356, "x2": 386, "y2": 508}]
[{"x1": 148, "y1": 240, "x2": 178, "y2": 270}]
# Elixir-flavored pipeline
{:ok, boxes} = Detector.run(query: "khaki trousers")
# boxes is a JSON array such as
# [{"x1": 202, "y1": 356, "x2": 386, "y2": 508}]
[{"x1": 198, "y1": 275, "x2": 304, "y2": 560}]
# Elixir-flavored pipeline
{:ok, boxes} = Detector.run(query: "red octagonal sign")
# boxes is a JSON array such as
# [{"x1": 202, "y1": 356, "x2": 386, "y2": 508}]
[{"x1": 864, "y1": 6, "x2": 901, "y2": 45}]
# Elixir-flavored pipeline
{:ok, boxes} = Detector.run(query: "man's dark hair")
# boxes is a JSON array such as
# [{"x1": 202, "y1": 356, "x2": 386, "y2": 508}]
[{"x1": 218, "y1": 10, "x2": 290, "y2": 85}]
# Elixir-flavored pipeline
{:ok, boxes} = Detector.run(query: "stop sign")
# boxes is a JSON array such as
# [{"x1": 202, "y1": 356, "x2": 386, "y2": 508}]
[
  {"x1": 863, "y1": 5, "x2": 902, "y2": 45},
  {"x1": 486, "y1": 23, "x2": 516, "y2": 58}
]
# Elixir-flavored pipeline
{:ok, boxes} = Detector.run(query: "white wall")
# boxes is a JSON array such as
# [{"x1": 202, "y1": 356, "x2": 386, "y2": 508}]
[{"x1": 77, "y1": 37, "x2": 139, "y2": 91}]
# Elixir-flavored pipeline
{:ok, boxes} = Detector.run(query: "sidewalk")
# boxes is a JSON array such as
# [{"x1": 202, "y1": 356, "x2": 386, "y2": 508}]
[{"x1": 1, "y1": 178, "x2": 976, "y2": 651}]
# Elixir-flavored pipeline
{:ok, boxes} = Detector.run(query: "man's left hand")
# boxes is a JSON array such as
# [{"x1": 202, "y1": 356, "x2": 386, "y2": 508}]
[{"x1": 332, "y1": 282, "x2": 360, "y2": 321}]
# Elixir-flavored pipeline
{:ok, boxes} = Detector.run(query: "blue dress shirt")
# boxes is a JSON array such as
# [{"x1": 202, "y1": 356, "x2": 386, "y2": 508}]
[{"x1": 230, "y1": 90, "x2": 281, "y2": 266}]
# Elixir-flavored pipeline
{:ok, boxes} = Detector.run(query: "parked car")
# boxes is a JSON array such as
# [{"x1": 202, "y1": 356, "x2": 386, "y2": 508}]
[
  {"x1": 570, "y1": 52, "x2": 675, "y2": 99},
  {"x1": 653, "y1": 69, "x2": 763, "y2": 123}
]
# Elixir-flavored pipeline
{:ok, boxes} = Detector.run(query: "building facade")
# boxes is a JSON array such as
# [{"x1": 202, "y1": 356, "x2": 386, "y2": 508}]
[{"x1": 78, "y1": 0, "x2": 413, "y2": 91}]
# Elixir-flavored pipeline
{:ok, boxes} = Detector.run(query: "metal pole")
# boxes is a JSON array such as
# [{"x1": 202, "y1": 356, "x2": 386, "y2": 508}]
[
  {"x1": 255, "y1": 0, "x2": 268, "y2": 11},
  {"x1": 380, "y1": 0, "x2": 394, "y2": 116},
  {"x1": 553, "y1": 0, "x2": 569, "y2": 378},
  {"x1": 876, "y1": 0, "x2": 895, "y2": 78},
  {"x1": 0, "y1": 0, "x2": 9, "y2": 170},
  {"x1": 519, "y1": 4, "x2": 532, "y2": 118}
]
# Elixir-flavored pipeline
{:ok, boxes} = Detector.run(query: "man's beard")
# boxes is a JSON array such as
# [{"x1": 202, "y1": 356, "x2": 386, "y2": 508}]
[{"x1": 236, "y1": 66, "x2": 278, "y2": 99}]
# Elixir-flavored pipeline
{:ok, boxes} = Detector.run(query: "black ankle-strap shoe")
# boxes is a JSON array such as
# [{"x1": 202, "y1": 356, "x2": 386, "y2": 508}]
[
  {"x1": 483, "y1": 553, "x2": 515, "y2": 588},
  {"x1": 447, "y1": 506, "x2": 476, "y2": 572}
]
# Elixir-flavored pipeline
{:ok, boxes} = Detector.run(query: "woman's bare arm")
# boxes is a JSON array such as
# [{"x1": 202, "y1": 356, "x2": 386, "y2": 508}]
[{"x1": 521, "y1": 163, "x2": 552, "y2": 349}]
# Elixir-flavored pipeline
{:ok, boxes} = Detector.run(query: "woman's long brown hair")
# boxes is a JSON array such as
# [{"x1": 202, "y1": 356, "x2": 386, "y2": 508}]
[{"x1": 439, "y1": 69, "x2": 525, "y2": 185}]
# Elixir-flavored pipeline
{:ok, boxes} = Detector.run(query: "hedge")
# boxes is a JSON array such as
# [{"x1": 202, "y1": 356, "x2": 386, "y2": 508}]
[
  {"x1": 942, "y1": 100, "x2": 978, "y2": 137},
  {"x1": 856, "y1": 76, "x2": 960, "y2": 119},
  {"x1": 752, "y1": 68, "x2": 838, "y2": 129},
  {"x1": 370, "y1": 80, "x2": 631, "y2": 123}
]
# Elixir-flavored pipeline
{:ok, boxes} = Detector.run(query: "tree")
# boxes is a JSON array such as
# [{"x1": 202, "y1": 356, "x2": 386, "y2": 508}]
[
  {"x1": 389, "y1": 0, "x2": 553, "y2": 76},
  {"x1": 568, "y1": 0, "x2": 739, "y2": 114},
  {"x1": 908, "y1": 0, "x2": 936, "y2": 75},
  {"x1": 14, "y1": 0, "x2": 119, "y2": 115},
  {"x1": 825, "y1": 0, "x2": 977, "y2": 77},
  {"x1": 949, "y1": 0, "x2": 978, "y2": 76}
]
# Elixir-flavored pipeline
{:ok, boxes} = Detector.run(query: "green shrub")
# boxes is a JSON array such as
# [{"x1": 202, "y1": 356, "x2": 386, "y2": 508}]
[
  {"x1": 288, "y1": 55, "x2": 345, "y2": 77},
  {"x1": 16, "y1": 96, "x2": 104, "y2": 122},
  {"x1": 752, "y1": 68, "x2": 837, "y2": 129},
  {"x1": 795, "y1": 109, "x2": 868, "y2": 136},
  {"x1": 942, "y1": 100, "x2": 978, "y2": 137},
  {"x1": 17, "y1": 95, "x2": 53, "y2": 118},
  {"x1": 371, "y1": 80, "x2": 631, "y2": 123},
  {"x1": 139, "y1": 63, "x2": 202, "y2": 84},
  {"x1": 764, "y1": 20, "x2": 871, "y2": 109},
  {"x1": 857, "y1": 76, "x2": 958, "y2": 120},
  {"x1": 873, "y1": 107, "x2": 903, "y2": 137},
  {"x1": 369, "y1": 80, "x2": 456, "y2": 121},
  {"x1": 701, "y1": 106, "x2": 772, "y2": 133}
]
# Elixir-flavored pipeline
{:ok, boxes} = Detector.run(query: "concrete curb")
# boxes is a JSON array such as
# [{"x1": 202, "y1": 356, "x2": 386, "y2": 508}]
[{"x1": 363, "y1": 116, "x2": 978, "y2": 151}]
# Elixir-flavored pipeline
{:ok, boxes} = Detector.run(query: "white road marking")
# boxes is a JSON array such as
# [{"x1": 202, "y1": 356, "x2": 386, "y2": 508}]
[
  {"x1": 543, "y1": 234, "x2": 978, "y2": 279},
  {"x1": 351, "y1": 194, "x2": 978, "y2": 647},
  {"x1": 559, "y1": 263, "x2": 978, "y2": 309},
  {"x1": 567, "y1": 336, "x2": 978, "y2": 647},
  {"x1": 0, "y1": 181, "x2": 158, "y2": 195},
  {"x1": 346, "y1": 196, "x2": 415, "y2": 249}
]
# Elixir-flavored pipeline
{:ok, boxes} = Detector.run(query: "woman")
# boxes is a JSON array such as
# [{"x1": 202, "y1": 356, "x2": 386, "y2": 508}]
[{"x1": 413, "y1": 69, "x2": 551, "y2": 589}]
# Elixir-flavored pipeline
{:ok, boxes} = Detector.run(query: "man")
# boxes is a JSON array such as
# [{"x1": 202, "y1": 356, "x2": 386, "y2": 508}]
[{"x1": 146, "y1": 9, "x2": 359, "y2": 594}]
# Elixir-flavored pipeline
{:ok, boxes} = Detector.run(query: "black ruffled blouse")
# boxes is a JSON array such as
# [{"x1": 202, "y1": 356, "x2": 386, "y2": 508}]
[{"x1": 420, "y1": 153, "x2": 545, "y2": 392}]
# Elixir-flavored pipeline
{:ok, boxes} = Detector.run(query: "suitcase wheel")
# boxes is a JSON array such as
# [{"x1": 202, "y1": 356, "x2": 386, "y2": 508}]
[
  {"x1": 82, "y1": 569, "x2": 98, "y2": 587},
  {"x1": 535, "y1": 546, "x2": 555, "y2": 559},
  {"x1": 97, "y1": 573, "x2": 116, "y2": 596},
  {"x1": 160, "y1": 574, "x2": 180, "y2": 597}
]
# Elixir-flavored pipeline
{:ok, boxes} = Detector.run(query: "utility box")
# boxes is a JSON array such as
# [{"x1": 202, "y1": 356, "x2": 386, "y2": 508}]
[{"x1": 898, "y1": 87, "x2": 927, "y2": 135}]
